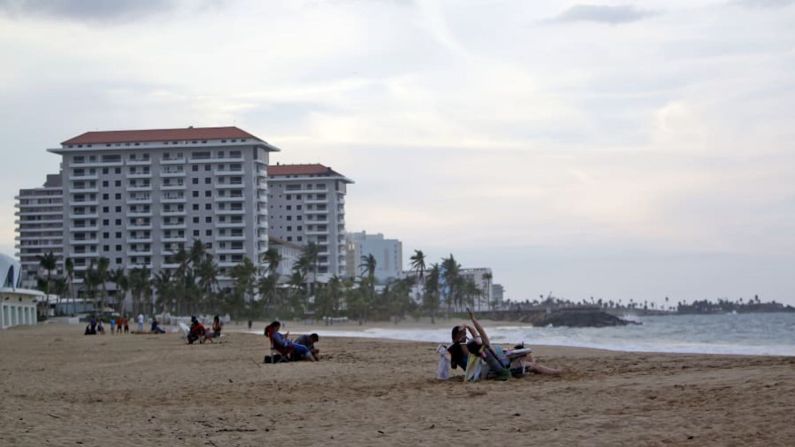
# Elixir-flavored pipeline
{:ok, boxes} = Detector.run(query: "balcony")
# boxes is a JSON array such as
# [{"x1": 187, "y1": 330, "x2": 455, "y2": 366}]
[
  {"x1": 126, "y1": 251, "x2": 152, "y2": 257},
  {"x1": 126, "y1": 196, "x2": 152, "y2": 204},
  {"x1": 161, "y1": 223, "x2": 186, "y2": 230},
  {"x1": 126, "y1": 237, "x2": 152, "y2": 243},
  {"x1": 69, "y1": 226, "x2": 99, "y2": 232},
  {"x1": 128, "y1": 223, "x2": 152, "y2": 230},
  {"x1": 161, "y1": 183, "x2": 185, "y2": 190},
  {"x1": 161, "y1": 170, "x2": 186, "y2": 177},
  {"x1": 161, "y1": 196, "x2": 186, "y2": 203},
  {"x1": 214, "y1": 221, "x2": 245, "y2": 228},
  {"x1": 71, "y1": 251, "x2": 99, "y2": 258},
  {"x1": 214, "y1": 208, "x2": 245, "y2": 215},
  {"x1": 216, "y1": 235, "x2": 245, "y2": 241},
  {"x1": 128, "y1": 211, "x2": 152, "y2": 218},
  {"x1": 306, "y1": 229, "x2": 329, "y2": 236},
  {"x1": 162, "y1": 237, "x2": 187, "y2": 243},
  {"x1": 214, "y1": 170, "x2": 245, "y2": 176},
  {"x1": 127, "y1": 159, "x2": 151, "y2": 166},
  {"x1": 69, "y1": 200, "x2": 99, "y2": 207},
  {"x1": 215, "y1": 247, "x2": 246, "y2": 254},
  {"x1": 160, "y1": 157, "x2": 186, "y2": 165},
  {"x1": 71, "y1": 187, "x2": 99, "y2": 193},
  {"x1": 126, "y1": 185, "x2": 153, "y2": 192},
  {"x1": 161, "y1": 210, "x2": 186, "y2": 217},
  {"x1": 214, "y1": 182, "x2": 244, "y2": 189},
  {"x1": 216, "y1": 196, "x2": 244, "y2": 202}
]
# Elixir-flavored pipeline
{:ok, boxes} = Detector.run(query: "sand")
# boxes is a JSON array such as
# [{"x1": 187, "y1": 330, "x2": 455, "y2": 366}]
[{"x1": 1, "y1": 323, "x2": 794, "y2": 446}]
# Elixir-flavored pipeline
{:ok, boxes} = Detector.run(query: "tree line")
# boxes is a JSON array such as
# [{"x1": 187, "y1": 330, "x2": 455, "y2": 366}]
[{"x1": 35, "y1": 245, "x2": 493, "y2": 322}]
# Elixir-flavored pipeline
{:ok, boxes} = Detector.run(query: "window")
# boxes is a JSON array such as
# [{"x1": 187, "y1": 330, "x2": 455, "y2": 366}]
[
  {"x1": 192, "y1": 165, "x2": 199, "y2": 172},
  {"x1": 192, "y1": 191, "x2": 199, "y2": 197},
  {"x1": 192, "y1": 204, "x2": 199, "y2": 210},
  {"x1": 287, "y1": 226, "x2": 292, "y2": 231},
  {"x1": 205, "y1": 191, "x2": 211, "y2": 197},
  {"x1": 102, "y1": 181, "x2": 109, "y2": 187},
  {"x1": 192, "y1": 178, "x2": 199, "y2": 185},
  {"x1": 102, "y1": 193, "x2": 109, "y2": 200},
  {"x1": 115, "y1": 219, "x2": 122, "y2": 225},
  {"x1": 193, "y1": 230, "x2": 200, "y2": 237},
  {"x1": 116, "y1": 245, "x2": 122, "y2": 251},
  {"x1": 205, "y1": 177, "x2": 211, "y2": 184},
  {"x1": 103, "y1": 207, "x2": 109, "y2": 213},
  {"x1": 103, "y1": 219, "x2": 109, "y2": 225},
  {"x1": 103, "y1": 245, "x2": 109, "y2": 251},
  {"x1": 115, "y1": 193, "x2": 121, "y2": 200},
  {"x1": 286, "y1": 216, "x2": 292, "y2": 221},
  {"x1": 115, "y1": 206, "x2": 121, "y2": 213},
  {"x1": 115, "y1": 232, "x2": 122, "y2": 238},
  {"x1": 115, "y1": 167, "x2": 121, "y2": 174},
  {"x1": 103, "y1": 232, "x2": 109, "y2": 238},
  {"x1": 205, "y1": 203, "x2": 212, "y2": 210},
  {"x1": 205, "y1": 165, "x2": 211, "y2": 171},
  {"x1": 286, "y1": 205, "x2": 291, "y2": 210},
  {"x1": 102, "y1": 168, "x2": 108, "y2": 174},
  {"x1": 205, "y1": 216, "x2": 212, "y2": 223},
  {"x1": 193, "y1": 217, "x2": 199, "y2": 223},
  {"x1": 115, "y1": 180, "x2": 121, "y2": 187},
  {"x1": 297, "y1": 236, "x2": 303, "y2": 242},
  {"x1": 116, "y1": 258, "x2": 122, "y2": 265},
  {"x1": 205, "y1": 229, "x2": 212, "y2": 236},
  {"x1": 297, "y1": 226, "x2": 302, "y2": 231}
]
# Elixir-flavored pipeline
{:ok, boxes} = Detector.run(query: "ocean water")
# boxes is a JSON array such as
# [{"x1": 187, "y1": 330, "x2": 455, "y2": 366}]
[{"x1": 308, "y1": 313, "x2": 795, "y2": 356}]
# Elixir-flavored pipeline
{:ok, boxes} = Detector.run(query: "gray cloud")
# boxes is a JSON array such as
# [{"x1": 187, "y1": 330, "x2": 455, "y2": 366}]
[
  {"x1": 551, "y1": 4, "x2": 657, "y2": 24},
  {"x1": 732, "y1": 0, "x2": 795, "y2": 8},
  {"x1": 0, "y1": 0, "x2": 178, "y2": 23}
]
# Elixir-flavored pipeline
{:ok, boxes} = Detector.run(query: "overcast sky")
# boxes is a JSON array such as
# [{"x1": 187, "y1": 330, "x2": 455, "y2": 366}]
[{"x1": 1, "y1": 0, "x2": 793, "y2": 305}]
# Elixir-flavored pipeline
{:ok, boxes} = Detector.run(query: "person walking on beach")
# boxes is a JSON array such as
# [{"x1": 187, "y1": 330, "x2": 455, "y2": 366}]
[
  {"x1": 116, "y1": 316, "x2": 123, "y2": 334},
  {"x1": 110, "y1": 317, "x2": 116, "y2": 335},
  {"x1": 123, "y1": 316, "x2": 130, "y2": 334},
  {"x1": 137, "y1": 313, "x2": 144, "y2": 333}
]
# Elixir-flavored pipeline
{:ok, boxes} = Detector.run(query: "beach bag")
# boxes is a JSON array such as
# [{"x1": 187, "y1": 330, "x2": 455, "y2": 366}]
[{"x1": 436, "y1": 345, "x2": 450, "y2": 380}]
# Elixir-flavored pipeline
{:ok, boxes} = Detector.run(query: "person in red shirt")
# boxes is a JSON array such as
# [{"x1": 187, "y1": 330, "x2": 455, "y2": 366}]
[{"x1": 187, "y1": 316, "x2": 210, "y2": 344}]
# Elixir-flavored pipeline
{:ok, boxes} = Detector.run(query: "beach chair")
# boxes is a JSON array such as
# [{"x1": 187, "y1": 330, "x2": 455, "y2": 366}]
[{"x1": 264, "y1": 327, "x2": 294, "y2": 363}]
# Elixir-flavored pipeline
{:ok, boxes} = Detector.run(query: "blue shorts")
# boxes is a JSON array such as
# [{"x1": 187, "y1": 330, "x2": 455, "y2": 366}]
[{"x1": 292, "y1": 343, "x2": 310, "y2": 358}]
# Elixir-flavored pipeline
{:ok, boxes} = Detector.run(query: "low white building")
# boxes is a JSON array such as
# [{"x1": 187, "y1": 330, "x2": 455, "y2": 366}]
[
  {"x1": 1, "y1": 254, "x2": 42, "y2": 329},
  {"x1": 460, "y1": 267, "x2": 493, "y2": 311},
  {"x1": 346, "y1": 231, "x2": 403, "y2": 283}
]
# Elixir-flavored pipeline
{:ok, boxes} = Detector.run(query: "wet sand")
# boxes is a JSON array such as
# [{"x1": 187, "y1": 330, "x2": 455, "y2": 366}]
[{"x1": 1, "y1": 323, "x2": 793, "y2": 446}]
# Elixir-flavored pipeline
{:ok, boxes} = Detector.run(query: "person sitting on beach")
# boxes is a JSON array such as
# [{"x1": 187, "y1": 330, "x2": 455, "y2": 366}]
[
  {"x1": 211, "y1": 315, "x2": 223, "y2": 338},
  {"x1": 265, "y1": 321, "x2": 316, "y2": 361},
  {"x1": 187, "y1": 316, "x2": 210, "y2": 344},
  {"x1": 449, "y1": 309, "x2": 561, "y2": 380},
  {"x1": 294, "y1": 333, "x2": 320, "y2": 359},
  {"x1": 150, "y1": 317, "x2": 165, "y2": 334}
]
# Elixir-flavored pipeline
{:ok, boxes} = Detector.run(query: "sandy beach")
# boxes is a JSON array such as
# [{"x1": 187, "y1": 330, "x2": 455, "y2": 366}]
[{"x1": 1, "y1": 323, "x2": 793, "y2": 446}]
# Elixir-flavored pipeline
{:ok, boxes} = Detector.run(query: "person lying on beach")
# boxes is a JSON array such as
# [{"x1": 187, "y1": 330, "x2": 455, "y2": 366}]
[
  {"x1": 293, "y1": 333, "x2": 320, "y2": 359},
  {"x1": 265, "y1": 321, "x2": 316, "y2": 361},
  {"x1": 449, "y1": 309, "x2": 561, "y2": 380},
  {"x1": 187, "y1": 316, "x2": 211, "y2": 344}
]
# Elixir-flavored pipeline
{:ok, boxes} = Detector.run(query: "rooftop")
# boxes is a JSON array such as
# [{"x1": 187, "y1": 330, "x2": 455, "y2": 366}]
[
  {"x1": 268, "y1": 163, "x2": 351, "y2": 182},
  {"x1": 61, "y1": 126, "x2": 264, "y2": 145}
]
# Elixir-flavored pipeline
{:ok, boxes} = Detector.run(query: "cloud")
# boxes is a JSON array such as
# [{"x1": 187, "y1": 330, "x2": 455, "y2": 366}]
[
  {"x1": 0, "y1": 0, "x2": 181, "y2": 23},
  {"x1": 732, "y1": 0, "x2": 794, "y2": 8},
  {"x1": 551, "y1": 4, "x2": 657, "y2": 24}
]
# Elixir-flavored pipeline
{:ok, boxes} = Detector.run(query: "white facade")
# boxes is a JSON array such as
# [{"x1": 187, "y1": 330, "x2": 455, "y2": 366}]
[
  {"x1": 26, "y1": 127, "x2": 280, "y2": 290},
  {"x1": 460, "y1": 267, "x2": 493, "y2": 311},
  {"x1": 267, "y1": 164, "x2": 352, "y2": 282},
  {"x1": 346, "y1": 231, "x2": 403, "y2": 283},
  {"x1": 0, "y1": 254, "x2": 41, "y2": 329},
  {"x1": 15, "y1": 174, "x2": 64, "y2": 288},
  {"x1": 268, "y1": 237, "x2": 303, "y2": 279}
]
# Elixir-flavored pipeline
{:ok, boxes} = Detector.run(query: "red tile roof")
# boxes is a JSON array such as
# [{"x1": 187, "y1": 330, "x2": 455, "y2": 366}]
[
  {"x1": 268, "y1": 163, "x2": 343, "y2": 177},
  {"x1": 62, "y1": 126, "x2": 262, "y2": 145}
]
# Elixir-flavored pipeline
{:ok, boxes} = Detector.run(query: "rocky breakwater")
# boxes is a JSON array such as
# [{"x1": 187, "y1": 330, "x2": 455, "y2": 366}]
[{"x1": 535, "y1": 308, "x2": 637, "y2": 328}]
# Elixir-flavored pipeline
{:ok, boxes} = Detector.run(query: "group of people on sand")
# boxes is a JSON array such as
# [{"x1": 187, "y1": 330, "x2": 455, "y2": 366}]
[
  {"x1": 264, "y1": 321, "x2": 320, "y2": 362},
  {"x1": 187, "y1": 315, "x2": 223, "y2": 344},
  {"x1": 446, "y1": 309, "x2": 561, "y2": 381}
]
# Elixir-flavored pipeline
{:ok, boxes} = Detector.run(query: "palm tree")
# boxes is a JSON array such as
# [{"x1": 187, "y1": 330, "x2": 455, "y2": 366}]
[
  {"x1": 262, "y1": 248, "x2": 282, "y2": 278},
  {"x1": 482, "y1": 272, "x2": 493, "y2": 310},
  {"x1": 109, "y1": 268, "x2": 129, "y2": 314},
  {"x1": 36, "y1": 251, "x2": 58, "y2": 312},
  {"x1": 359, "y1": 254, "x2": 377, "y2": 320},
  {"x1": 64, "y1": 257, "x2": 75, "y2": 315},
  {"x1": 195, "y1": 255, "x2": 219, "y2": 312},
  {"x1": 150, "y1": 269, "x2": 172, "y2": 314},
  {"x1": 409, "y1": 249, "x2": 426, "y2": 305},
  {"x1": 440, "y1": 254, "x2": 461, "y2": 312},
  {"x1": 230, "y1": 257, "x2": 258, "y2": 317},
  {"x1": 423, "y1": 263, "x2": 441, "y2": 323},
  {"x1": 96, "y1": 257, "x2": 111, "y2": 314}
]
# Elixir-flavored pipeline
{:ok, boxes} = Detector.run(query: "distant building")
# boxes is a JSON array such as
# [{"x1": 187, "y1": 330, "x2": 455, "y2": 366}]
[
  {"x1": 267, "y1": 164, "x2": 352, "y2": 282},
  {"x1": 15, "y1": 173, "x2": 64, "y2": 288},
  {"x1": 346, "y1": 231, "x2": 403, "y2": 283},
  {"x1": 267, "y1": 236, "x2": 303, "y2": 279},
  {"x1": 491, "y1": 283, "x2": 504, "y2": 308},
  {"x1": 1, "y1": 254, "x2": 42, "y2": 329},
  {"x1": 460, "y1": 267, "x2": 493, "y2": 311},
  {"x1": 20, "y1": 127, "x2": 279, "y2": 294}
]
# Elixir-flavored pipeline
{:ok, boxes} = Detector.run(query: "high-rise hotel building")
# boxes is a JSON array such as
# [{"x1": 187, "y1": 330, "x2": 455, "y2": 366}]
[
  {"x1": 22, "y1": 127, "x2": 279, "y2": 285},
  {"x1": 14, "y1": 173, "x2": 64, "y2": 288},
  {"x1": 267, "y1": 164, "x2": 352, "y2": 281}
]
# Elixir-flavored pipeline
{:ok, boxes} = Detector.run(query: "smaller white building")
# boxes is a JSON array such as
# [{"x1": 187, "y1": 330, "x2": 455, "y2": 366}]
[
  {"x1": 1, "y1": 254, "x2": 42, "y2": 329},
  {"x1": 346, "y1": 231, "x2": 403, "y2": 283},
  {"x1": 268, "y1": 236, "x2": 304, "y2": 279}
]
